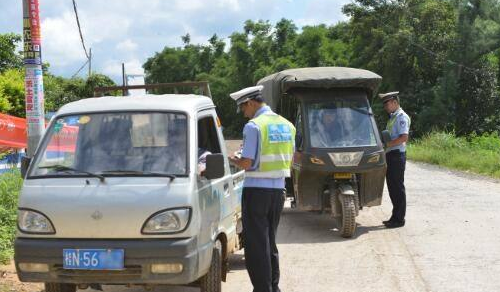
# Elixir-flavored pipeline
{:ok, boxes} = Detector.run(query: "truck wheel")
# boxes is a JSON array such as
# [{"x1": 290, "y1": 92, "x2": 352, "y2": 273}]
[
  {"x1": 200, "y1": 240, "x2": 222, "y2": 292},
  {"x1": 44, "y1": 283, "x2": 76, "y2": 292},
  {"x1": 336, "y1": 194, "x2": 357, "y2": 238}
]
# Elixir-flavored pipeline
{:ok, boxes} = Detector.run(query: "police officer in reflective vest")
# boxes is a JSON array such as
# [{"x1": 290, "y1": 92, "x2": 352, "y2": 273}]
[
  {"x1": 380, "y1": 92, "x2": 411, "y2": 228},
  {"x1": 229, "y1": 85, "x2": 295, "y2": 292}
]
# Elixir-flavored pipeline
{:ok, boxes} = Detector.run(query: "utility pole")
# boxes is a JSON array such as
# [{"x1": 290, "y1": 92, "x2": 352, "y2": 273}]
[
  {"x1": 88, "y1": 47, "x2": 92, "y2": 77},
  {"x1": 22, "y1": 0, "x2": 45, "y2": 157},
  {"x1": 122, "y1": 63, "x2": 127, "y2": 96}
]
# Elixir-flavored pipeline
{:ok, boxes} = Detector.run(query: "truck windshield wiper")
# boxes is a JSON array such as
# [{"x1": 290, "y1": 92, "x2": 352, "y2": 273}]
[
  {"x1": 38, "y1": 165, "x2": 105, "y2": 182},
  {"x1": 100, "y1": 170, "x2": 176, "y2": 180}
]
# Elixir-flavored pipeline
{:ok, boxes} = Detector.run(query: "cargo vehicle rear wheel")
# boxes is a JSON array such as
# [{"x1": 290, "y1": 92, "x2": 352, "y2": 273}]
[
  {"x1": 44, "y1": 283, "x2": 76, "y2": 292},
  {"x1": 200, "y1": 240, "x2": 222, "y2": 292},
  {"x1": 335, "y1": 194, "x2": 357, "y2": 238}
]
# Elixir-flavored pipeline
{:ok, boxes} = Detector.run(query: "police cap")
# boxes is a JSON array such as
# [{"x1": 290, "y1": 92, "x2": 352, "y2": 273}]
[
  {"x1": 379, "y1": 91, "x2": 400, "y2": 104},
  {"x1": 230, "y1": 85, "x2": 264, "y2": 112}
]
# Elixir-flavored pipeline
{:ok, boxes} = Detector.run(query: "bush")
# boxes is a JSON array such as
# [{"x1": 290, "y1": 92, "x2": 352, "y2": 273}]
[
  {"x1": 0, "y1": 170, "x2": 23, "y2": 264},
  {"x1": 408, "y1": 131, "x2": 500, "y2": 178}
]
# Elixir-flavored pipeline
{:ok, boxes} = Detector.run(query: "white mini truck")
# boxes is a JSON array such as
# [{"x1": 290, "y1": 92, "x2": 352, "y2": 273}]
[{"x1": 15, "y1": 94, "x2": 244, "y2": 292}]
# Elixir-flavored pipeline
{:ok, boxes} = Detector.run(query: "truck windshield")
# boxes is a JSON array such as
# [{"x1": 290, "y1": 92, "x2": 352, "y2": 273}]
[
  {"x1": 307, "y1": 99, "x2": 377, "y2": 148},
  {"x1": 30, "y1": 112, "x2": 188, "y2": 178}
]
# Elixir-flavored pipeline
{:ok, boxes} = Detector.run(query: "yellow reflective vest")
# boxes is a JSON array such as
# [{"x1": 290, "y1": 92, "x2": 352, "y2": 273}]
[{"x1": 245, "y1": 112, "x2": 296, "y2": 179}]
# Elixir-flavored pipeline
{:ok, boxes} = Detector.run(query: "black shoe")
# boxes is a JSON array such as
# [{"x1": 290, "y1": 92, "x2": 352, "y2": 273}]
[
  {"x1": 382, "y1": 218, "x2": 395, "y2": 225},
  {"x1": 385, "y1": 220, "x2": 405, "y2": 228}
]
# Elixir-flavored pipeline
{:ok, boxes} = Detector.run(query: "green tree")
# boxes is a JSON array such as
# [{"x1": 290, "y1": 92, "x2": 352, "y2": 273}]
[
  {"x1": 0, "y1": 33, "x2": 23, "y2": 73},
  {"x1": 0, "y1": 69, "x2": 24, "y2": 117},
  {"x1": 451, "y1": 0, "x2": 500, "y2": 134}
]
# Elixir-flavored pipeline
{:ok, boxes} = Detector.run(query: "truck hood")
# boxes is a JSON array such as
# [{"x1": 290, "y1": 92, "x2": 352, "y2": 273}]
[{"x1": 18, "y1": 177, "x2": 194, "y2": 239}]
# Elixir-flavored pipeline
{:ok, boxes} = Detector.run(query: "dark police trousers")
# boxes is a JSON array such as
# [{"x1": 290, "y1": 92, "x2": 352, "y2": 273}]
[
  {"x1": 242, "y1": 187, "x2": 285, "y2": 292},
  {"x1": 386, "y1": 150, "x2": 406, "y2": 223}
]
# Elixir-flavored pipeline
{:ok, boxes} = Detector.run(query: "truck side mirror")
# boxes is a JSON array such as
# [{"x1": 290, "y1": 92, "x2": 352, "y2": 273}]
[
  {"x1": 21, "y1": 156, "x2": 31, "y2": 178},
  {"x1": 381, "y1": 130, "x2": 391, "y2": 145},
  {"x1": 204, "y1": 154, "x2": 225, "y2": 180}
]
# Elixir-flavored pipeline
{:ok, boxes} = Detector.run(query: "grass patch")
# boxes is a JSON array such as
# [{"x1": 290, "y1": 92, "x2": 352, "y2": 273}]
[
  {"x1": 0, "y1": 170, "x2": 23, "y2": 264},
  {"x1": 408, "y1": 132, "x2": 500, "y2": 178}
]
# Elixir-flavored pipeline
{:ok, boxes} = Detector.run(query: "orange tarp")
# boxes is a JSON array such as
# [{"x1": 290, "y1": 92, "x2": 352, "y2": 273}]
[{"x1": 0, "y1": 113, "x2": 27, "y2": 149}]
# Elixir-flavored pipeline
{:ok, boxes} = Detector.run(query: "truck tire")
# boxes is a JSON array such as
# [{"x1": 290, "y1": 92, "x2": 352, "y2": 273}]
[
  {"x1": 200, "y1": 240, "x2": 222, "y2": 292},
  {"x1": 44, "y1": 283, "x2": 76, "y2": 292},
  {"x1": 336, "y1": 194, "x2": 357, "y2": 238}
]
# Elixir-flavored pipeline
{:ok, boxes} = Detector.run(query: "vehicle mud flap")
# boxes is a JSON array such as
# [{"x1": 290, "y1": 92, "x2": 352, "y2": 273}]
[{"x1": 222, "y1": 258, "x2": 228, "y2": 282}]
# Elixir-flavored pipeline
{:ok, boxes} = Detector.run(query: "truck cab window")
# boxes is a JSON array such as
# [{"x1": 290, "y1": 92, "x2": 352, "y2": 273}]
[
  {"x1": 295, "y1": 106, "x2": 303, "y2": 150},
  {"x1": 197, "y1": 115, "x2": 222, "y2": 175}
]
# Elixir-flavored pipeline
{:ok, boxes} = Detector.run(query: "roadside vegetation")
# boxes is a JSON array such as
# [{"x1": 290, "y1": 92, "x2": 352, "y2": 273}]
[
  {"x1": 0, "y1": 170, "x2": 22, "y2": 264},
  {"x1": 408, "y1": 132, "x2": 500, "y2": 179}
]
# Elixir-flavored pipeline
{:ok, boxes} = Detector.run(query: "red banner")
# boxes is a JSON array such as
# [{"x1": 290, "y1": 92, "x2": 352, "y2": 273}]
[
  {"x1": 0, "y1": 113, "x2": 27, "y2": 148},
  {"x1": 0, "y1": 114, "x2": 78, "y2": 153}
]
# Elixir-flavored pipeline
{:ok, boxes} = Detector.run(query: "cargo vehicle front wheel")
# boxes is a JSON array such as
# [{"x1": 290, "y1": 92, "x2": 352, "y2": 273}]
[
  {"x1": 335, "y1": 194, "x2": 357, "y2": 238},
  {"x1": 200, "y1": 239, "x2": 222, "y2": 292},
  {"x1": 44, "y1": 283, "x2": 76, "y2": 292}
]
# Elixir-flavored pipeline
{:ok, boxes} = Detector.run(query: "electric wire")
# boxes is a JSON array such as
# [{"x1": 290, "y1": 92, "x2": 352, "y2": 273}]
[
  {"x1": 72, "y1": 0, "x2": 90, "y2": 60},
  {"x1": 71, "y1": 59, "x2": 89, "y2": 78}
]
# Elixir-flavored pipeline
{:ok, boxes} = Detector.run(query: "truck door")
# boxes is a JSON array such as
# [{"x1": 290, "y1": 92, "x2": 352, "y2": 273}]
[{"x1": 196, "y1": 111, "x2": 235, "y2": 244}]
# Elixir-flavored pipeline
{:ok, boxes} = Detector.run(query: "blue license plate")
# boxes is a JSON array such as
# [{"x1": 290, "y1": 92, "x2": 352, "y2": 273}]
[{"x1": 63, "y1": 249, "x2": 124, "y2": 270}]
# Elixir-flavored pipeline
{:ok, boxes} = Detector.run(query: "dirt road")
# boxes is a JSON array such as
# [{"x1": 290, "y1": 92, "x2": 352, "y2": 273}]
[{"x1": 3, "y1": 161, "x2": 499, "y2": 292}]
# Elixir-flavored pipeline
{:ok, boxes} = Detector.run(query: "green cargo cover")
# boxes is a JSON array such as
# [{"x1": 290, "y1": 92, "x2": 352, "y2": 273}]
[{"x1": 257, "y1": 67, "x2": 382, "y2": 110}]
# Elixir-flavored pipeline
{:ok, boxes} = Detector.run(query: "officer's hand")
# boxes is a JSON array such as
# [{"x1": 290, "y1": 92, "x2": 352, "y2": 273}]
[{"x1": 229, "y1": 156, "x2": 238, "y2": 165}]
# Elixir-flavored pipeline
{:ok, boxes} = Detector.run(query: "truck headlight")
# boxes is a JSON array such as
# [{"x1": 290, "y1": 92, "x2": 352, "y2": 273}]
[
  {"x1": 329, "y1": 152, "x2": 364, "y2": 167},
  {"x1": 18, "y1": 209, "x2": 55, "y2": 234},
  {"x1": 142, "y1": 208, "x2": 191, "y2": 234}
]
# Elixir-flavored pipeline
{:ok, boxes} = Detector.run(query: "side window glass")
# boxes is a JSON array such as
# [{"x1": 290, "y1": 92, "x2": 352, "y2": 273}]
[
  {"x1": 197, "y1": 115, "x2": 222, "y2": 175},
  {"x1": 295, "y1": 106, "x2": 303, "y2": 150}
]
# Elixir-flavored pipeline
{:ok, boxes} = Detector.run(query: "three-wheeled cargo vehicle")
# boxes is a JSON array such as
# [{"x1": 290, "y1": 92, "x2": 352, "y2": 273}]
[
  {"x1": 258, "y1": 67, "x2": 387, "y2": 238},
  {"x1": 15, "y1": 92, "x2": 244, "y2": 292}
]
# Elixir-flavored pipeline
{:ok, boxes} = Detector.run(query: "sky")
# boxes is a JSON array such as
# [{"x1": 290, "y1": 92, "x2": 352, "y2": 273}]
[{"x1": 0, "y1": 0, "x2": 351, "y2": 82}]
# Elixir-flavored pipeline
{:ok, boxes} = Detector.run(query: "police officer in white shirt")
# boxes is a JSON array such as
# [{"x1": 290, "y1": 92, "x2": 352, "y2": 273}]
[
  {"x1": 380, "y1": 92, "x2": 411, "y2": 228},
  {"x1": 229, "y1": 85, "x2": 295, "y2": 292}
]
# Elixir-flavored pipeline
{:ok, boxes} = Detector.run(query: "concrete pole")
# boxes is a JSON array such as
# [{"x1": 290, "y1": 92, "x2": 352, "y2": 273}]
[
  {"x1": 22, "y1": 0, "x2": 45, "y2": 157},
  {"x1": 88, "y1": 47, "x2": 92, "y2": 77}
]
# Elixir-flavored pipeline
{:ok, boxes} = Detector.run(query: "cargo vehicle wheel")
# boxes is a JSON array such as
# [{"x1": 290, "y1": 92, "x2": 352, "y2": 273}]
[
  {"x1": 44, "y1": 283, "x2": 76, "y2": 292},
  {"x1": 200, "y1": 240, "x2": 222, "y2": 292},
  {"x1": 336, "y1": 194, "x2": 357, "y2": 238}
]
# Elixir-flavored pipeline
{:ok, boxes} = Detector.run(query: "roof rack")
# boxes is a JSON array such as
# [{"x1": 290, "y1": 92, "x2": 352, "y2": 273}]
[{"x1": 93, "y1": 81, "x2": 212, "y2": 98}]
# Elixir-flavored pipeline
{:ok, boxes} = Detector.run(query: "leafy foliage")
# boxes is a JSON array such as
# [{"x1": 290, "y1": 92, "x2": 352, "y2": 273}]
[
  {"x1": 0, "y1": 33, "x2": 22, "y2": 73},
  {"x1": 408, "y1": 131, "x2": 500, "y2": 178},
  {"x1": 143, "y1": 1, "x2": 500, "y2": 138},
  {"x1": 0, "y1": 33, "x2": 117, "y2": 117},
  {"x1": 0, "y1": 171, "x2": 23, "y2": 264}
]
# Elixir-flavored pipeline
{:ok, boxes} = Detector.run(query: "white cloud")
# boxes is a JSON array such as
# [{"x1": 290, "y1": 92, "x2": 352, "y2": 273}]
[
  {"x1": 218, "y1": 0, "x2": 241, "y2": 12},
  {"x1": 42, "y1": 11, "x2": 87, "y2": 67},
  {"x1": 116, "y1": 39, "x2": 138, "y2": 52},
  {"x1": 174, "y1": 0, "x2": 205, "y2": 11},
  {"x1": 102, "y1": 59, "x2": 143, "y2": 78}
]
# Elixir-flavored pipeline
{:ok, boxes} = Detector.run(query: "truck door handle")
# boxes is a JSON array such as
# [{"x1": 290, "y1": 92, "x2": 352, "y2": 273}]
[{"x1": 224, "y1": 183, "x2": 230, "y2": 197}]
